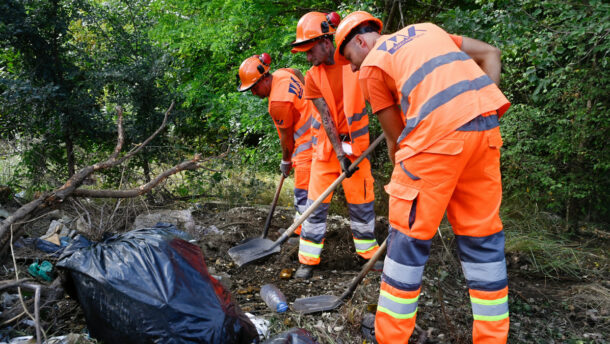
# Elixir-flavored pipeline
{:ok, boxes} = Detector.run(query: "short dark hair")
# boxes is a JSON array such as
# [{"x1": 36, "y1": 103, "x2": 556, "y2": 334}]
[{"x1": 339, "y1": 21, "x2": 381, "y2": 55}]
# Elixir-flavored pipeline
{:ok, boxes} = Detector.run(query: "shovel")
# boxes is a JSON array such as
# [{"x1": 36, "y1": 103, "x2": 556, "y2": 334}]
[
  {"x1": 235, "y1": 174, "x2": 285, "y2": 247},
  {"x1": 228, "y1": 133, "x2": 386, "y2": 267},
  {"x1": 292, "y1": 237, "x2": 387, "y2": 314}
]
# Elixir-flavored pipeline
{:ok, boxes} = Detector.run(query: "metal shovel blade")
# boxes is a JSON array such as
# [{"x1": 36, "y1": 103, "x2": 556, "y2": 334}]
[
  {"x1": 292, "y1": 295, "x2": 342, "y2": 314},
  {"x1": 227, "y1": 238, "x2": 281, "y2": 267}
]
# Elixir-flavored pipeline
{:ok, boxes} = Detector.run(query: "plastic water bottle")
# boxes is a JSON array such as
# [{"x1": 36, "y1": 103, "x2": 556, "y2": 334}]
[{"x1": 260, "y1": 284, "x2": 288, "y2": 313}]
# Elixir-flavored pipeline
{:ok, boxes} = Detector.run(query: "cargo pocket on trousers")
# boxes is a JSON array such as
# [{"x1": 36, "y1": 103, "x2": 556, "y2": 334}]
[
  {"x1": 484, "y1": 128, "x2": 503, "y2": 180},
  {"x1": 385, "y1": 181, "x2": 420, "y2": 230}
]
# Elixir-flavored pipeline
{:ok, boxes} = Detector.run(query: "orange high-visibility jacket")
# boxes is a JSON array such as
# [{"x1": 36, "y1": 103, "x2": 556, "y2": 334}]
[
  {"x1": 361, "y1": 23, "x2": 510, "y2": 162},
  {"x1": 306, "y1": 64, "x2": 370, "y2": 161},
  {"x1": 268, "y1": 68, "x2": 315, "y2": 164}
]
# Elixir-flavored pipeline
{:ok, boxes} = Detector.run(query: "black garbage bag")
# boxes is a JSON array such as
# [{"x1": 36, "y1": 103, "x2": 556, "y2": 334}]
[
  {"x1": 57, "y1": 223, "x2": 258, "y2": 344},
  {"x1": 262, "y1": 328, "x2": 319, "y2": 344}
]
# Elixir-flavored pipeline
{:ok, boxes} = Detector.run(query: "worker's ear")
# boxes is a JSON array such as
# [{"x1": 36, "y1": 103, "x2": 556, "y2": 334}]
[{"x1": 354, "y1": 34, "x2": 367, "y2": 49}]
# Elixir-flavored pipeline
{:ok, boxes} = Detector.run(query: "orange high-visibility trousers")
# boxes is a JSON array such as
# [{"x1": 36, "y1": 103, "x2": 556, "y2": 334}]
[
  {"x1": 376, "y1": 120, "x2": 509, "y2": 344},
  {"x1": 299, "y1": 153, "x2": 378, "y2": 265},
  {"x1": 293, "y1": 161, "x2": 311, "y2": 236}
]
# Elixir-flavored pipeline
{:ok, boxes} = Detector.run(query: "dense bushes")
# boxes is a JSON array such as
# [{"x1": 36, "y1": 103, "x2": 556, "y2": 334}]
[{"x1": 1, "y1": 0, "x2": 608, "y2": 226}]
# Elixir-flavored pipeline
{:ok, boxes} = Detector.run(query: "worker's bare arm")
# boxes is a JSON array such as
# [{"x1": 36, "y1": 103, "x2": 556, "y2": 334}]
[
  {"x1": 278, "y1": 126, "x2": 295, "y2": 162},
  {"x1": 375, "y1": 104, "x2": 404, "y2": 164},
  {"x1": 312, "y1": 97, "x2": 345, "y2": 158},
  {"x1": 461, "y1": 36, "x2": 502, "y2": 85}
]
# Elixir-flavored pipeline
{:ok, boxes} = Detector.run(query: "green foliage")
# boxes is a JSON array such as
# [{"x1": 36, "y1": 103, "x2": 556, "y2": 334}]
[{"x1": 438, "y1": 0, "x2": 610, "y2": 225}]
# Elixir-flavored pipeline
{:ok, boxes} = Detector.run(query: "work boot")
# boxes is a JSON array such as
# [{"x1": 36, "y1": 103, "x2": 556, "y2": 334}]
[
  {"x1": 357, "y1": 256, "x2": 384, "y2": 272},
  {"x1": 361, "y1": 312, "x2": 378, "y2": 343},
  {"x1": 295, "y1": 264, "x2": 314, "y2": 279}
]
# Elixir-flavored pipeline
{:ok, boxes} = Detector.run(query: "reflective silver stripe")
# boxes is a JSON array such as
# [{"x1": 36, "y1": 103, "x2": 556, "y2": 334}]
[
  {"x1": 299, "y1": 239, "x2": 323, "y2": 257},
  {"x1": 312, "y1": 118, "x2": 321, "y2": 129},
  {"x1": 295, "y1": 204, "x2": 307, "y2": 214},
  {"x1": 461, "y1": 259, "x2": 507, "y2": 283},
  {"x1": 302, "y1": 221, "x2": 326, "y2": 237},
  {"x1": 350, "y1": 125, "x2": 369, "y2": 140},
  {"x1": 400, "y1": 51, "x2": 472, "y2": 114},
  {"x1": 378, "y1": 291, "x2": 419, "y2": 317},
  {"x1": 384, "y1": 256, "x2": 425, "y2": 285},
  {"x1": 471, "y1": 300, "x2": 509, "y2": 317},
  {"x1": 292, "y1": 140, "x2": 313, "y2": 157},
  {"x1": 312, "y1": 136, "x2": 318, "y2": 145},
  {"x1": 293, "y1": 116, "x2": 313, "y2": 140},
  {"x1": 354, "y1": 239, "x2": 377, "y2": 252},
  {"x1": 350, "y1": 219, "x2": 375, "y2": 237},
  {"x1": 397, "y1": 75, "x2": 494, "y2": 144},
  {"x1": 347, "y1": 109, "x2": 367, "y2": 125}
]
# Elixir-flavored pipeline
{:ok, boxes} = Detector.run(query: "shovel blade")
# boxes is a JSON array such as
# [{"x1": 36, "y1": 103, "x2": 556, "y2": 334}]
[
  {"x1": 292, "y1": 295, "x2": 342, "y2": 314},
  {"x1": 228, "y1": 237, "x2": 281, "y2": 267}
]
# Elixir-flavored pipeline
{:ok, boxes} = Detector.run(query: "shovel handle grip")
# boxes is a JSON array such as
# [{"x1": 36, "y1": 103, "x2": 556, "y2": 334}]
[{"x1": 272, "y1": 133, "x2": 386, "y2": 248}]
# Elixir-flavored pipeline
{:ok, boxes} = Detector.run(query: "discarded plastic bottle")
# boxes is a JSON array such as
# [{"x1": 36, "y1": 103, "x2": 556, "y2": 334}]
[{"x1": 260, "y1": 284, "x2": 288, "y2": 313}]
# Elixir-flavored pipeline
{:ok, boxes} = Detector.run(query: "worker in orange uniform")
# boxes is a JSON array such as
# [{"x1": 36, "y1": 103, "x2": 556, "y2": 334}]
[
  {"x1": 290, "y1": 11, "x2": 380, "y2": 279},
  {"x1": 237, "y1": 53, "x2": 314, "y2": 236},
  {"x1": 335, "y1": 11, "x2": 511, "y2": 344}
]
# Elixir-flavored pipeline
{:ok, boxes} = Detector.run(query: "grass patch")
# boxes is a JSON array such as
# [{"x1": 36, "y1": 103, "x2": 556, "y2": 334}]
[{"x1": 502, "y1": 200, "x2": 608, "y2": 280}]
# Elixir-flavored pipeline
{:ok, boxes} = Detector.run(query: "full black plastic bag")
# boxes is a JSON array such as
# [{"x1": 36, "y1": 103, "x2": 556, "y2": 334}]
[{"x1": 57, "y1": 223, "x2": 258, "y2": 344}]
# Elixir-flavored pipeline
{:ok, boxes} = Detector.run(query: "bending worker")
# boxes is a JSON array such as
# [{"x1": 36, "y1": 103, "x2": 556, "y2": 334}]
[
  {"x1": 291, "y1": 11, "x2": 380, "y2": 279},
  {"x1": 335, "y1": 11, "x2": 511, "y2": 344},
  {"x1": 237, "y1": 53, "x2": 314, "y2": 236}
]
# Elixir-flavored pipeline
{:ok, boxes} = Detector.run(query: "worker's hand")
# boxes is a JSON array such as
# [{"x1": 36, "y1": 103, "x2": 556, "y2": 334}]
[
  {"x1": 339, "y1": 155, "x2": 358, "y2": 178},
  {"x1": 280, "y1": 160, "x2": 292, "y2": 178}
]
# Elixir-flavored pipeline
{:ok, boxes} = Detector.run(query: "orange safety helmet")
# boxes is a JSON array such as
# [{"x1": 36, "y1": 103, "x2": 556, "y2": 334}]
[
  {"x1": 334, "y1": 11, "x2": 383, "y2": 65},
  {"x1": 237, "y1": 53, "x2": 272, "y2": 92},
  {"x1": 291, "y1": 12, "x2": 341, "y2": 53}
]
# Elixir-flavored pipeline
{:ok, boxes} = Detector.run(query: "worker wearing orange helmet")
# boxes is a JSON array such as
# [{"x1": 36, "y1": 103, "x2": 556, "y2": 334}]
[
  {"x1": 291, "y1": 11, "x2": 380, "y2": 279},
  {"x1": 335, "y1": 11, "x2": 511, "y2": 344},
  {"x1": 237, "y1": 53, "x2": 315, "y2": 235}
]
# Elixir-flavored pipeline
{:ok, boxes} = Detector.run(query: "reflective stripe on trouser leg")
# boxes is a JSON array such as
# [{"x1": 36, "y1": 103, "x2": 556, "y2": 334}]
[
  {"x1": 375, "y1": 227, "x2": 431, "y2": 344},
  {"x1": 293, "y1": 164, "x2": 311, "y2": 236},
  {"x1": 348, "y1": 201, "x2": 378, "y2": 258},
  {"x1": 293, "y1": 188, "x2": 308, "y2": 236},
  {"x1": 456, "y1": 231, "x2": 509, "y2": 343},
  {"x1": 342, "y1": 156, "x2": 377, "y2": 258},
  {"x1": 299, "y1": 200, "x2": 329, "y2": 265}
]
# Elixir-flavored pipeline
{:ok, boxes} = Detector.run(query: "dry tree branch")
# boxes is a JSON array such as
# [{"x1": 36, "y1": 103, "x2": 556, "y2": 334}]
[{"x1": 0, "y1": 101, "x2": 223, "y2": 258}]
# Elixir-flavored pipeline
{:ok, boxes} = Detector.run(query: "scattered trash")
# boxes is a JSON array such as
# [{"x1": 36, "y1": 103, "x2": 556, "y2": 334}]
[
  {"x1": 262, "y1": 328, "x2": 319, "y2": 344},
  {"x1": 246, "y1": 312, "x2": 270, "y2": 340},
  {"x1": 132, "y1": 209, "x2": 196, "y2": 232},
  {"x1": 1, "y1": 292, "x2": 20, "y2": 308},
  {"x1": 27, "y1": 260, "x2": 53, "y2": 281},
  {"x1": 0, "y1": 207, "x2": 10, "y2": 220},
  {"x1": 2, "y1": 333, "x2": 95, "y2": 344},
  {"x1": 200, "y1": 224, "x2": 224, "y2": 235},
  {"x1": 260, "y1": 284, "x2": 288, "y2": 313},
  {"x1": 57, "y1": 224, "x2": 257, "y2": 344},
  {"x1": 280, "y1": 268, "x2": 293, "y2": 279}
]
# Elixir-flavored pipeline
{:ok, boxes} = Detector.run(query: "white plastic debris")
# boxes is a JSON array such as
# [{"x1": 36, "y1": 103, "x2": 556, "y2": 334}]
[{"x1": 245, "y1": 312, "x2": 269, "y2": 339}]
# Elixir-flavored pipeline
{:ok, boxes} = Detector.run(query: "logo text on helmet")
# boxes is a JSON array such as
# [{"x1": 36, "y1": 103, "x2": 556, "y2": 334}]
[{"x1": 377, "y1": 26, "x2": 426, "y2": 55}]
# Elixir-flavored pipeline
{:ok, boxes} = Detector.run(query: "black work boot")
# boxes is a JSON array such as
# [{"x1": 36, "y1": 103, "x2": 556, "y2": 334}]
[
  {"x1": 361, "y1": 312, "x2": 378, "y2": 343},
  {"x1": 295, "y1": 264, "x2": 314, "y2": 279},
  {"x1": 357, "y1": 256, "x2": 385, "y2": 272}
]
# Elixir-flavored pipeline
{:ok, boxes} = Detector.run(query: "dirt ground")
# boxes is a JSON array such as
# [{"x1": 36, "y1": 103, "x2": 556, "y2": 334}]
[{"x1": 1, "y1": 201, "x2": 608, "y2": 343}]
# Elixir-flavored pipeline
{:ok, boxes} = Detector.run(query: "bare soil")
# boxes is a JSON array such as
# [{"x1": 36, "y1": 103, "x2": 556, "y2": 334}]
[{"x1": 1, "y1": 202, "x2": 608, "y2": 343}]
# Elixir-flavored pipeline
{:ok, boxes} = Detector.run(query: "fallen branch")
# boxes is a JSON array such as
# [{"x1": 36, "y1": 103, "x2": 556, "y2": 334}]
[{"x1": 0, "y1": 102, "x2": 227, "y2": 258}]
